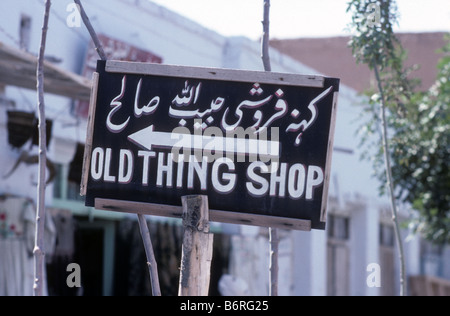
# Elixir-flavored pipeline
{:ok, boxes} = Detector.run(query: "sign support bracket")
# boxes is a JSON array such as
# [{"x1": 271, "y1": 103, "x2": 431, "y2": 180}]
[{"x1": 94, "y1": 198, "x2": 312, "y2": 231}]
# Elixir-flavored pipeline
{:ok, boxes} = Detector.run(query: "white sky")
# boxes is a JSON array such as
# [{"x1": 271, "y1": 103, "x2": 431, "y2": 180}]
[{"x1": 149, "y1": 0, "x2": 450, "y2": 40}]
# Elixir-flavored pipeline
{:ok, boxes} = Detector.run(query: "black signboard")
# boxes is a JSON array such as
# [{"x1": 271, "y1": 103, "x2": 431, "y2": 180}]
[{"x1": 82, "y1": 61, "x2": 339, "y2": 230}]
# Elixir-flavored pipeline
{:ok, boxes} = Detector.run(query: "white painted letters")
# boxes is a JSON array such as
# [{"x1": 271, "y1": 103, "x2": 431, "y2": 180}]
[
  {"x1": 246, "y1": 161, "x2": 270, "y2": 197},
  {"x1": 118, "y1": 149, "x2": 134, "y2": 184},
  {"x1": 104, "y1": 148, "x2": 116, "y2": 183},
  {"x1": 306, "y1": 166, "x2": 324, "y2": 200},
  {"x1": 288, "y1": 164, "x2": 306, "y2": 199},
  {"x1": 157, "y1": 152, "x2": 173, "y2": 188},
  {"x1": 91, "y1": 147, "x2": 104, "y2": 181},
  {"x1": 138, "y1": 151, "x2": 156, "y2": 186},
  {"x1": 270, "y1": 163, "x2": 287, "y2": 197},
  {"x1": 107, "y1": 76, "x2": 130, "y2": 133},
  {"x1": 211, "y1": 158, "x2": 236, "y2": 194},
  {"x1": 246, "y1": 161, "x2": 324, "y2": 199},
  {"x1": 91, "y1": 147, "x2": 325, "y2": 200}
]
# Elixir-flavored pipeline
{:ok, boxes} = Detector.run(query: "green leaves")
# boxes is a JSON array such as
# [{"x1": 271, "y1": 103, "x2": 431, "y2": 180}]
[
  {"x1": 347, "y1": 0, "x2": 400, "y2": 70},
  {"x1": 348, "y1": 0, "x2": 450, "y2": 244}
]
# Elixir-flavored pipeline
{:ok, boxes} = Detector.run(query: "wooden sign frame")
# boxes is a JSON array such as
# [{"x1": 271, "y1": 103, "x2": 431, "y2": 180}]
[{"x1": 81, "y1": 60, "x2": 339, "y2": 231}]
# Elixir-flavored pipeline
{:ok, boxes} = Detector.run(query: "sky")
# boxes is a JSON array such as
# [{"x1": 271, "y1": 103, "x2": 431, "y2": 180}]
[{"x1": 149, "y1": 0, "x2": 450, "y2": 40}]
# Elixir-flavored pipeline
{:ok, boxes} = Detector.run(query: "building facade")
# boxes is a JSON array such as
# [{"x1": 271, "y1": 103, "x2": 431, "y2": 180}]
[{"x1": 0, "y1": 0, "x2": 448, "y2": 296}]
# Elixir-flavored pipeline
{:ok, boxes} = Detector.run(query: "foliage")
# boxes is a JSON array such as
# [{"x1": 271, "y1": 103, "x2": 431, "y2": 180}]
[
  {"x1": 396, "y1": 38, "x2": 450, "y2": 244},
  {"x1": 347, "y1": 0, "x2": 450, "y2": 244}
]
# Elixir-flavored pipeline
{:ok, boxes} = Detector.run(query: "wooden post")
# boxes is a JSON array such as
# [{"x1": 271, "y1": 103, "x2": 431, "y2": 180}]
[
  {"x1": 178, "y1": 195, "x2": 214, "y2": 296},
  {"x1": 137, "y1": 214, "x2": 161, "y2": 296},
  {"x1": 73, "y1": 0, "x2": 107, "y2": 61},
  {"x1": 269, "y1": 227, "x2": 279, "y2": 296},
  {"x1": 34, "y1": 0, "x2": 51, "y2": 297},
  {"x1": 261, "y1": 0, "x2": 279, "y2": 296},
  {"x1": 75, "y1": 0, "x2": 162, "y2": 296}
]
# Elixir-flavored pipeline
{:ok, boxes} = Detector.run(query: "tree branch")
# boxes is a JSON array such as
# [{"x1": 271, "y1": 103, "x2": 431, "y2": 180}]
[
  {"x1": 75, "y1": 0, "x2": 161, "y2": 296},
  {"x1": 373, "y1": 59, "x2": 407, "y2": 296},
  {"x1": 261, "y1": 0, "x2": 272, "y2": 72},
  {"x1": 73, "y1": 0, "x2": 107, "y2": 61},
  {"x1": 137, "y1": 214, "x2": 162, "y2": 296},
  {"x1": 261, "y1": 0, "x2": 278, "y2": 296},
  {"x1": 34, "y1": 0, "x2": 52, "y2": 296},
  {"x1": 269, "y1": 227, "x2": 279, "y2": 296}
]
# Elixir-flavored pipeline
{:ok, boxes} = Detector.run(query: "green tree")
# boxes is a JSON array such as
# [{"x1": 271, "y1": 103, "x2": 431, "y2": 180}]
[
  {"x1": 392, "y1": 38, "x2": 450, "y2": 245},
  {"x1": 347, "y1": 0, "x2": 407, "y2": 295},
  {"x1": 348, "y1": 0, "x2": 450, "y2": 248}
]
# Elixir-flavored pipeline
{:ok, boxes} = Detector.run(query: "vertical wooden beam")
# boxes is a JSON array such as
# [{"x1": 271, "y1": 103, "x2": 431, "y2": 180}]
[
  {"x1": 261, "y1": 0, "x2": 272, "y2": 72},
  {"x1": 34, "y1": 0, "x2": 51, "y2": 297},
  {"x1": 73, "y1": 0, "x2": 107, "y2": 61},
  {"x1": 137, "y1": 214, "x2": 161, "y2": 296},
  {"x1": 261, "y1": 0, "x2": 279, "y2": 297},
  {"x1": 269, "y1": 227, "x2": 279, "y2": 296},
  {"x1": 178, "y1": 195, "x2": 214, "y2": 296}
]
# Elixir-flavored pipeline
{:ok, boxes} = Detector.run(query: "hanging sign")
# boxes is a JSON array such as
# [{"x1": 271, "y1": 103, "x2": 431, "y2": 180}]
[{"x1": 81, "y1": 60, "x2": 340, "y2": 230}]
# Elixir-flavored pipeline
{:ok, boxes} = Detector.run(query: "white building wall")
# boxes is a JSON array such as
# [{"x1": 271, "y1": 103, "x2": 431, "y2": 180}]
[
  {"x1": 0, "y1": 0, "x2": 436, "y2": 296},
  {"x1": 291, "y1": 231, "x2": 313, "y2": 296},
  {"x1": 354, "y1": 201, "x2": 381, "y2": 296},
  {"x1": 0, "y1": 0, "x2": 230, "y2": 202},
  {"x1": 0, "y1": 105, "x2": 53, "y2": 200}
]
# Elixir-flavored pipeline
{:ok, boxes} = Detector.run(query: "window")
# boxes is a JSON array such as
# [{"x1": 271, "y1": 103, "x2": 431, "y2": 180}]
[
  {"x1": 380, "y1": 223, "x2": 395, "y2": 247},
  {"x1": 421, "y1": 240, "x2": 444, "y2": 277},
  {"x1": 327, "y1": 214, "x2": 350, "y2": 296},
  {"x1": 53, "y1": 164, "x2": 64, "y2": 199},
  {"x1": 19, "y1": 15, "x2": 32, "y2": 51},
  {"x1": 328, "y1": 215, "x2": 350, "y2": 240},
  {"x1": 53, "y1": 163, "x2": 84, "y2": 203},
  {"x1": 379, "y1": 223, "x2": 396, "y2": 296}
]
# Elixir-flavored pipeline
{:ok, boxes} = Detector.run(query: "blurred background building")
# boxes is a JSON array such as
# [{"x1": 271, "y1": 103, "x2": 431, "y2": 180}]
[{"x1": 0, "y1": 0, "x2": 448, "y2": 296}]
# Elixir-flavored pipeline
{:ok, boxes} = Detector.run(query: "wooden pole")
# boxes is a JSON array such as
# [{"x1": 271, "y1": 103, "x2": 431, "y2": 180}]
[
  {"x1": 34, "y1": 0, "x2": 51, "y2": 297},
  {"x1": 178, "y1": 195, "x2": 214, "y2": 296},
  {"x1": 261, "y1": 0, "x2": 272, "y2": 72},
  {"x1": 373, "y1": 59, "x2": 407, "y2": 296},
  {"x1": 73, "y1": 0, "x2": 107, "y2": 61},
  {"x1": 261, "y1": 0, "x2": 279, "y2": 297},
  {"x1": 137, "y1": 214, "x2": 162, "y2": 296},
  {"x1": 269, "y1": 227, "x2": 279, "y2": 296},
  {"x1": 75, "y1": 0, "x2": 161, "y2": 296}
]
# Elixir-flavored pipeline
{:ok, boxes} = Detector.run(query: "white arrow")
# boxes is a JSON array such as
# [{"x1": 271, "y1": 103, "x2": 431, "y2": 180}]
[{"x1": 128, "y1": 125, "x2": 280, "y2": 159}]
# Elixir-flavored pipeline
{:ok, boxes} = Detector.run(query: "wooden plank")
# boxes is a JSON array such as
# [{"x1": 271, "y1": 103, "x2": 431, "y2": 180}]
[
  {"x1": 211, "y1": 209, "x2": 312, "y2": 231},
  {"x1": 320, "y1": 91, "x2": 340, "y2": 223},
  {"x1": 105, "y1": 60, "x2": 325, "y2": 88},
  {"x1": 0, "y1": 42, "x2": 92, "y2": 101},
  {"x1": 178, "y1": 195, "x2": 214, "y2": 296},
  {"x1": 80, "y1": 72, "x2": 99, "y2": 197},
  {"x1": 95, "y1": 198, "x2": 312, "y2": 231}
]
